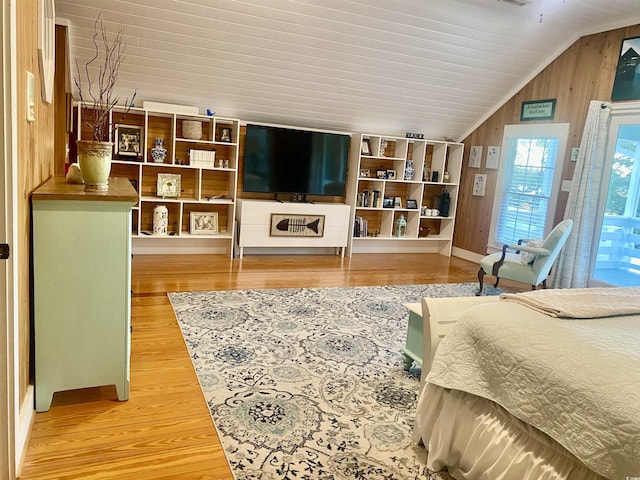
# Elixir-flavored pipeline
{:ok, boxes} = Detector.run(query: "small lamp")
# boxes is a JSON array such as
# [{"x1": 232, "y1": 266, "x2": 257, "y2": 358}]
[{"x1": 394, "y1": 214, "x2": 407, "y2": 237}]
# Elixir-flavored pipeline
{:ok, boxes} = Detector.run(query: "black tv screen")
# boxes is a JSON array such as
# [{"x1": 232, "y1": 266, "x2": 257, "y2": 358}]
[{"x1": 243, "y1": 124, "x2": 350, "y2": 197}]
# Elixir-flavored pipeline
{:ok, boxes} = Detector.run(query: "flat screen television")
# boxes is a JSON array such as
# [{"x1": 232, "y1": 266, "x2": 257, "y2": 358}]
[{"x1": 243, "y1": 123, "x2": 350, "y2": 197}]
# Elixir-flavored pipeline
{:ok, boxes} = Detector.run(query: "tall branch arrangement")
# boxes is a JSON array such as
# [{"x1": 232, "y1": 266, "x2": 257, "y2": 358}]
[{"x1": 75, "y1": 14, "x2": 136, "y2": 142}]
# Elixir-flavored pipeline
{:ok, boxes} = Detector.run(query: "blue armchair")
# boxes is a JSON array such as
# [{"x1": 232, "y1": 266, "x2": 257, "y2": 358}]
[{"x1": 477, "y1": 219, "x2": 573, "y2": 295}]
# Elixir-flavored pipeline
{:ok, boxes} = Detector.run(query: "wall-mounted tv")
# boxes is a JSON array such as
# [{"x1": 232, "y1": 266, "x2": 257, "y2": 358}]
[{"x1": 243, "y1": 123, "x2": 351, "y2": 198}]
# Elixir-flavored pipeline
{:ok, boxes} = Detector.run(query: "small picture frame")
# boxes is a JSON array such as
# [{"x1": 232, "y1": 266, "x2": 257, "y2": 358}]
[
  {"x1": 157, "y1": 173, "x2": 181, "y2": 198},
  {"x1": 190, "y1": 211, "x2": 218, "y2": 235},
  {"x1": 383, "y1": 197, "x2": 394, "y2": 208},
  {"x1": 376, "y1": 169, "x2": 387, "y2": 179},
  {"x1": 359, "y1": 168, "x2": 371, "y2": 178},
  {"x1": 361, "y1": 138, "x2": 372, "y2": 156},
  {"x1": 406, "y1": 199, "x2": 418, "y2": 209},
  {"x1": 473, "y1": 174, "x2": 487, "y2": 197},
  {"x1": 115, "y1": 124, "x2": 142, "y2": 158},
  {"x1": 219, "y1": 127, "x2": 232, "y2": 142},
  {"x1": 386, "y1": 169, "x2": 396, "y2": 180},
  {"x1": 394, "y1": 196, "x2": 402, "y2": 208}
]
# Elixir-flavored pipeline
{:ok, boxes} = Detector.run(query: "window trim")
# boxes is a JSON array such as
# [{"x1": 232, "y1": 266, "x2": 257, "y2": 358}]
[{"x1": 487, "y1": 123, "x2": 570, "y2": 252}]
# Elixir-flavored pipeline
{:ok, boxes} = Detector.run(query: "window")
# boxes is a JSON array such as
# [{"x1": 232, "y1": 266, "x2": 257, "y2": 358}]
[{"x1": 489, "y1": 123, "x2": 569, "y2": 249}]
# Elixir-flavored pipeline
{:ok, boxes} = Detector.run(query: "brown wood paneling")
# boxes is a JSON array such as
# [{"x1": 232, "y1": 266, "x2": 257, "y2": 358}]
[
  {"x1": 454, "y1": 24, "x2": 640, "y2": 255},
  {"x1": 18, "y1": 0, "x2": 55, "y2": 406}
]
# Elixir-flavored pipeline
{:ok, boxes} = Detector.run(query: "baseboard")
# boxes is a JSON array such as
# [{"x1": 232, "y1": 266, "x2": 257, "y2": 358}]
[
  {"x1": 451, "y1": 247, "x2": 483, "y2": 263},
  {"x1": 15, "y1": 384, "x2": 34, "y2": 477}
]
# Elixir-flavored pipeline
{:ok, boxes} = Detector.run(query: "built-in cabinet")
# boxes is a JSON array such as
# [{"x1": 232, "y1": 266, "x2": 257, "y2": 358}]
[
  {"x1": 346, "y1": 134, "x2": 463, "y2": 256},
  {"x1": 74, "y1": 105, "x2": 240, "y2": 256}
]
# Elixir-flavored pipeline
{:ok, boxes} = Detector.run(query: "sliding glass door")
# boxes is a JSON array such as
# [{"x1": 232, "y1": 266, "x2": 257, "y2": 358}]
[{"x1": 591, "y1": 112, "x2": 640, "y2": 287}]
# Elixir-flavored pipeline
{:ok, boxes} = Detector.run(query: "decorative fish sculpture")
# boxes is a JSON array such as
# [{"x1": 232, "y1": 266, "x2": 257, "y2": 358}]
[{"x1": 276, "y1": 217, "x2": 320, "y2": 234}]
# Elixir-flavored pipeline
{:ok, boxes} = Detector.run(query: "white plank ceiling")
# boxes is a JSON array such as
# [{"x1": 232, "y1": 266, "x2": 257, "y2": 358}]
[{"x1": 56, "y1": 0, "x2": 640, "y2": 140}]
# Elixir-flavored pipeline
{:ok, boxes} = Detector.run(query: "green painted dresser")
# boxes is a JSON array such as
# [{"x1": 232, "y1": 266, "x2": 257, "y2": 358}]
[{"x1": 32, "y1": 177, "x2": 138, "y2": 412}]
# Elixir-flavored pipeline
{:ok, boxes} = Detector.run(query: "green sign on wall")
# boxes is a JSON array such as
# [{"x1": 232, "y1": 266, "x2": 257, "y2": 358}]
[{"x1": 520, "y1": 99, "x2": 556, "y2": 121}]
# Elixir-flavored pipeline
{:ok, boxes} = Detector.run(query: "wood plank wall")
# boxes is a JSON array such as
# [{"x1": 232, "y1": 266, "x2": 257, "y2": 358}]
[
  {"x1": 454, "y1": 24, "x2": 640, "y2": 255},
  {"x1": 17, "y1": 0, "x2": 55, "y2": 405}
]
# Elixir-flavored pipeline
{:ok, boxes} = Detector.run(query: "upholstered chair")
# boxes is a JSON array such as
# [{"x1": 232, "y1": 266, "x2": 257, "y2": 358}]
[{"x1": 476, "y1": 219, "x2": 573, "y2": 295}]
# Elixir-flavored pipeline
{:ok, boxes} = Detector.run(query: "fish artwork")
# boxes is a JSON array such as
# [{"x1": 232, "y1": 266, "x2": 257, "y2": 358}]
[{"x1": 276, "y1": 217, "x2": 320, "y2": 234}]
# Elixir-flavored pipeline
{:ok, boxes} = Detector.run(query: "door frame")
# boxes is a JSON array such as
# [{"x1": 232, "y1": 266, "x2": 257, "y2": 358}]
[
  {"x1": 589, "y1": 102, "x2": 640, "y2": 287},
  {"x1": 1, "y1": 0, "x2": 18, "y2": 478}
]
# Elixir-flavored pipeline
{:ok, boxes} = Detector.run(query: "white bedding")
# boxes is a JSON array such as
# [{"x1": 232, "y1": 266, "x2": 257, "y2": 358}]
[{"x1": 423, "y1": 300, "x2": 640, "y2": 480}]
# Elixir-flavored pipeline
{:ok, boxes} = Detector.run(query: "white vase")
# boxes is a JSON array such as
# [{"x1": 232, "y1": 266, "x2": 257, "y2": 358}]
[
  {"x1": 153, "y1": 205, "x2": 168, "y2": 235},
  {"x1": 77, "y1": 140, "x2": 113, "y2": 191}
]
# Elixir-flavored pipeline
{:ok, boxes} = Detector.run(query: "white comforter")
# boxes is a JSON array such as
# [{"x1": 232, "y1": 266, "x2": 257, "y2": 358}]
[{"x1": 425, "y1": 300, "x2": 640, "y2": 480}]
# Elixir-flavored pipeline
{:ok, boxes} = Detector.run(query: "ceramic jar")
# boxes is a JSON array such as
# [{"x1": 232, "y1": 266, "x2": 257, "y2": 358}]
[
  {"x1": 151, "y1": 138, "x2": 167, "y2": 163},
  {"x1": 404, "y1": 160, "x2": 414, "y2": 180},
  {"x1": 153, "y1": 205, "x2": 168, "y2": 235},
  {"x1": 77, "y1": 140, "x2": 112, "y2": 192}
]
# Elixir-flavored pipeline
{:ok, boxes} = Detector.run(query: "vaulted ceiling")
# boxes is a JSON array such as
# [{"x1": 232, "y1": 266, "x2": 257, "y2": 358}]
[{"x1": 56, "y1": 0, "x2": 640, "y2": 140}]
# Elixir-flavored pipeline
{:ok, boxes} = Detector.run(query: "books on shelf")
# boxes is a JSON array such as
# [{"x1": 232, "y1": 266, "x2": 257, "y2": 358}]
[
  {"x1": 354, "y1": 216, "x2": 368, "y2": 238},
  {"x1": 357, "y1": 190, "x2": 382, "y2": 208},
  {"x1": 189, "y1": 149, "x2": 215, "y2": 168}
]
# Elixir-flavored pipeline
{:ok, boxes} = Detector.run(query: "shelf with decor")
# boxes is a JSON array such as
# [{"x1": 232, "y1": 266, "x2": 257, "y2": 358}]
[
  {"x1": 73, "y1": 103, "x2": 240, "y2": 256},
  {"x1": 346, "y1": 133, "x2": 463, "y2": 256}
]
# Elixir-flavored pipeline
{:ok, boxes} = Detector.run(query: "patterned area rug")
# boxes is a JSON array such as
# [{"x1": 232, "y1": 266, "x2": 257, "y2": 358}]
[{"x1": 169, "y1": 283, "x2": 499, "y2": 479}]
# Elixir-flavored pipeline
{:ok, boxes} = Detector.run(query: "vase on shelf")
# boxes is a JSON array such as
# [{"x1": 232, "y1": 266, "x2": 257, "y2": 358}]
[
  {"x1": 443, "y1": 171, "x2": 451, "y2": 183},
  {"x1": 439, "y1": 189, "x2": 451, "y2": 217},
  {"x1": 153, "y1": 205, "x2": 168, "y2": 235},
  {"x1": 151, "y1": 138, "x2": 167, "y2": 163},
  {"x1": 77, "y1": 140, "x2": 113, "y2": 192},
  {"x1": 404, "y1": 160, "x2": 414, "y2": 180}
]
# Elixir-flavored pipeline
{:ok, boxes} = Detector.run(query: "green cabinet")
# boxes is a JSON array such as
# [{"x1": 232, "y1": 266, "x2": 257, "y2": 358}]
[{"x1": 32, "y1": 177, "x2": 137, "y2": 412}]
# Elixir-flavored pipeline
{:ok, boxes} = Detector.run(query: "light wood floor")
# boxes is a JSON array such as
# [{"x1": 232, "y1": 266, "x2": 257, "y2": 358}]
[{"x1": 18, "y1": 253, "x2": 522, "y2": 479}]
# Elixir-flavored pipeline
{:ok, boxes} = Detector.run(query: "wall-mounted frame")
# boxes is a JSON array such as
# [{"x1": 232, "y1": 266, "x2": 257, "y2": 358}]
[
  {"x1": 38, "y1": 0, "x2": 55, "y2": 103},
  {"x1": 473, "y1": 174, "x2": 487, "y2": 196},
  {"x1": 270, "y1": 214, "x2": 325, "y2": 237},
  {"x1": 611, "y1": 36, "x2": 640, "y2": 101},
  {"x1": 115, "y1": 124, "x2": 143, "y2": 158},
  {"x1": 190, "y1": 212, "x2": 218, "y2": 235},
  {"x1": 520, "y1": 99, "x2": 556, "y2": 121}
]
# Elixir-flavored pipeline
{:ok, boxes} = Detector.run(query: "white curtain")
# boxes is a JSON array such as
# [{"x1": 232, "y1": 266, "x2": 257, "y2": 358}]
[{"x1": 550, "y1": 100, "x2": 611, "y2": 288}]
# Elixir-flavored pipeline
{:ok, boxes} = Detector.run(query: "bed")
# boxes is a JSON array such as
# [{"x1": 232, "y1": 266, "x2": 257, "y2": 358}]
[{"x1": 412, "y1": 287, "x2": 640, "y2": 480}]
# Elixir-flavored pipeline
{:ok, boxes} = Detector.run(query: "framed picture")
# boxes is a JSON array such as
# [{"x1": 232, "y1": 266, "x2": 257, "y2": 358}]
[
  {"x1": 383, "y1": 197, "x2": 394, "y2": 208},
  {"x1": 359, "y1": 168, "x2": 371, "y2": 178},
  {"x1": 219, "y1": 127, "x2": 233, "y2": 142},
  {"x1": 406, "y1": 199, "x2": 418, "y2": 209},
  {"x1": 611, "y1": 36, "x2": 640, "y2": 101},
  {"x1": 394, "y1": 196, "x2": 402, "y2": 208},
  {"x1": 376, "y1": 169, "x2": 387, "y2": 179},
  {"x1": 115, "y1": 124, "x2": 142, "y2": 158},
  {"x1": 473, "y1": 174, "x2": 487, "y2": 196},
  {"x1": 270, "y1": 214, "x2": 325, "y2": 237},
  {"x1": 386, "y1": 169, "x2": 396, "y2": 180},
  {"x1": 361, "y1": 138, "x2": 372, "y2": 156},
  {"x1": 190, "y1": 211, "x2": 218, "y2": 235},
  {"x1": 486, "y1": 146, "x2": 501, "y2": 169},
  {"x1": 157, "y1": 173, "x2": 181, "y2": 198},
  {"x1": 469, "y1": 145, "x2": 482, "y2": 168}
]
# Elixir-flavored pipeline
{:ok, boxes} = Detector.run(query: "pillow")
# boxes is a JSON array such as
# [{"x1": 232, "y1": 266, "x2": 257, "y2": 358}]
[{"x1": 520, "y1": 238, "x2": 544, "y2": 264}]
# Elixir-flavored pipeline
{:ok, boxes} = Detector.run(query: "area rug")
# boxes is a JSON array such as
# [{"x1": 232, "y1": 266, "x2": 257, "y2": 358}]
[{"x1": 169, "y1": 283, "x2": 500, "y2": 479}]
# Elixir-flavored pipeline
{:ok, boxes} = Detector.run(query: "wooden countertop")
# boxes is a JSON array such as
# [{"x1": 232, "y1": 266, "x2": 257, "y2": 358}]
[{"x1": 31, "y1": 176, "x2": 138, "y2": 203}]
